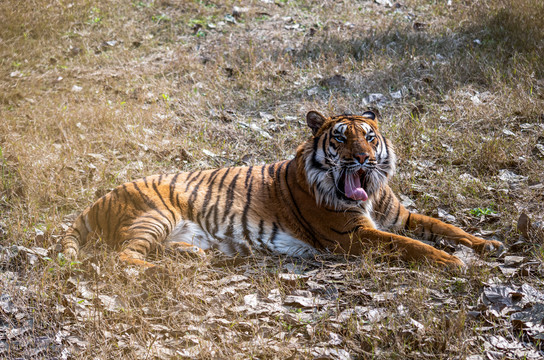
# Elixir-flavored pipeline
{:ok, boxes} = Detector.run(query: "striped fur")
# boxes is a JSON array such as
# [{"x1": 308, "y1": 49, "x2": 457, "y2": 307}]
[{"x1": 61, "y1": 111, "x2": 503, "y2": 268}]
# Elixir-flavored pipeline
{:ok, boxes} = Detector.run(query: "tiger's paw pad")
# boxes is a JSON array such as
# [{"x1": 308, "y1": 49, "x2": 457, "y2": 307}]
[{"x1": 174, "y1": 245, "x2": 206, "y2": 258}]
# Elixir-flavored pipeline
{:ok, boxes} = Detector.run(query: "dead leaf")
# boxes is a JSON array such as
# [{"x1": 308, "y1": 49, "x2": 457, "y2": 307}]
[
  {"x1": 498, "y1": 169, "x2": 527, "y2": 183},
  {"x1": 259, "y1": 112, "x2": 275, "y2": 121},
  {"x1": 284, "y1": 295, "x2": 329, "y2": 309}
]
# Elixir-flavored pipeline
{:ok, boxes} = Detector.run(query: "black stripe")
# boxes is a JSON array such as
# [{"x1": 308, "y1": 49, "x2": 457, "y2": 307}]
[
  {"x1": 186, "y1": 175, "x2": 207, "y2": 222},
  {"x1": 282, "y1": 161, "x2": 324, "y2": 247},
  {"x1": 261, "y1": 165, "x2": 266, "y2": 186},
  {"x1": 224, "y1": 213, "x2": 236, "y2": 239},
  {"x1": 331, "y1": 225, "x2": 364, "y2": 236},
  {"x1": 133, "y1": 216, "x2": 167, "y2": 232},
  {"x1": 201, "y1": 170, "x2": 221, "y2": 214},
  {"x1": 311, "y1": 137, "x2": 326, "y2": 170},
  {"x1": 321, "y1": 133, "x2": 328, "y2": 152},
  {"x1": 391, "y1": 203, "x2": 401, "y2": 227},
  {"x1": 222, "y1": 169, "x2": 241, "y2": 223},
  {"x1": 152, "y1": 179, "x2": 177, "y2": 225},
  {"x1": 205, "y1": 202, "x2": 216, "y2": 234},
  {"x1": 200, "y1": 170, "x2": 222, "y2": 230},
  {"x1": 211, "y1": 196, "x2": 220, "y2": 235},
  {"x1": 129, "y1": 236, "x2": 154, "y2": 243},
  {"x1": 268, "y1": 163, "x2": 275, "y2": 178},
  {"x1": 376, "y1": 188, "x2": 388, "y2": 216},
  {"x1": 132, "y1": 182, "x2": 173, "y2": 230},
  {"x1": 241, "y1": 175, "x2": 254, "y2": 242},
  {"x1": 128, "y1": 226, "x2": 160, "y2": 241},
  {"x1": 126, "y1": 237, "x2": 153, "y2": 252},
  {"x1": 269, "y1": 222, "x2": 278, "y2": 246},
  {"x1": 169, "y1": 173, "x2": 181, "y2": 208},
  {"x1": 381, "y1": 191, "x2": 394, "y2": 222},
  {"x1": 206, "y1": 169, "x2": 221, "y2": 185},
  {"x1": 112, "y1": 186, "x2": 128, "y2": 241},
  {"x1": 245, "y1": 166, "x2": 253, "y2": 187},
  {"x1": 257, "y1": 219, "x2": 265, "y2": 245},
  {"x1": 218, "y1": 168, "x2": 232, "y2": 191},
  {"x1": 405, "y1": 212, "x2": 412, "y2": 231},
  {"x1": 184, "y1": 170, "x2": 203, "y2": 192}
]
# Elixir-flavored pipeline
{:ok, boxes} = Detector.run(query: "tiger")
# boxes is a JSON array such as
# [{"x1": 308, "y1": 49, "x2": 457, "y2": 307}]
[{"x1": 61, "y1": 110, "x2": 503, "y2": 269}]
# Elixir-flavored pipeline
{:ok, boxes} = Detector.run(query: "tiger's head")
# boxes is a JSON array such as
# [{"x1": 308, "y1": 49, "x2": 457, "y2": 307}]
[{"x1": 298, "y1": 111, "x2": 396, "y2": 209}]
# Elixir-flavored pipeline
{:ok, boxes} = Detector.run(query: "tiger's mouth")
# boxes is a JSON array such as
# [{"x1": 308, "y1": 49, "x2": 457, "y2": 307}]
[{"x1": 339, "y1": 168, "x2": 368, "y2": 202}]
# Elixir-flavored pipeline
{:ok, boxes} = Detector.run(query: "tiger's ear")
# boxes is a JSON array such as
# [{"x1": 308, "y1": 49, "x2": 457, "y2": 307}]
[
  {"x1": 306, "y1": 111, "x2": 327, "y2": 135},
  {"x1": 361, "y1": 110, "x2": 376, "y2": 121}
]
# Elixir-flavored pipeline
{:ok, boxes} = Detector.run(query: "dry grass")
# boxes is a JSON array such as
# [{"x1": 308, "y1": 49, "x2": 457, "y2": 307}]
[{"x1": 1, "y1": 0, "x2": 544, "y2": 358}]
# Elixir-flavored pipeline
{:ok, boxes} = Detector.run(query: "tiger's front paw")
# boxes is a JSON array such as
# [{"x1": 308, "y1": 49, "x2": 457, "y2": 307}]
[
  {"x1": 436, "y1": 254, "x2": 466, "y2": 270},
  {"x1": 464, "y1": 236, "x2": 505, "y2": 255}
]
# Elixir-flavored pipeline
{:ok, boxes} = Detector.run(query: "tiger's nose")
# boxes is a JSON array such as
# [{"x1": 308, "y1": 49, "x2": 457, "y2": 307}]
[{"x1": 354, "y1": 153, "x2": 369, "y2": 164}]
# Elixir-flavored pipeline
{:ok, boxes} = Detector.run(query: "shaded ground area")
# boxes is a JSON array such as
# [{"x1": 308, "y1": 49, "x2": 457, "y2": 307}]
[{"x1": 1, "y1": 0, "x2": 543, "y2": 358}]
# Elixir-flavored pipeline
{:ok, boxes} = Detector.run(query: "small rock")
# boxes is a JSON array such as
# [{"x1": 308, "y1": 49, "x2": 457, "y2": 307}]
[
  {"x1": 202, "y1": 149, "x2": 217, "y2": 157},
  {"x1": 533, "y1": 143, "x2": 544, "y2": 157},
  {"x1": 362, "y1": 93, "x2": 388, "y2": 108},
  {"x1": 374, "y1": 0, "x2": 394, "y2": 7},
  {"x1": 502, "y1": 129, "x2": 515, "y2": 136},
  {"x1": 224, "y1": 14, "x2": 236, "y2": 23},
  {"x1": 307, "y1": 86, "x2": 320, "y2": 96},
  {"x1": 390, "y1": 90, "x2": 403, "y2": 99},
  {"x1": 437, "y1": 208, "x2": 456, "y2": 223},
  {"x1": 503, "y1": 256, "x2": 525, "y2": 267},
  {"x1": 471, "y1": 94, "x2": 482, "y2": 105},
  {"x1": 399, "y1": 194, "x2": 416, "y2": 209},
  {"x1": 259, "y1": 112, "x2": 275, "y2": 121},
  {"x1": 232, "y1": 6, "x2": 248, "y2": 18},
  {"x1": 71, "y1": 85, "x2": 83, "y2": 92},
  {"x1": 498, "y1": 169, "x2": 527, "y2": 183}
]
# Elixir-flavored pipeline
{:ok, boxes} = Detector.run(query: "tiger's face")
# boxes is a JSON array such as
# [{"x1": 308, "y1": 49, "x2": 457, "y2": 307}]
[{"x1": 301, "y1": 111, "x2": 396, "y2": 208}]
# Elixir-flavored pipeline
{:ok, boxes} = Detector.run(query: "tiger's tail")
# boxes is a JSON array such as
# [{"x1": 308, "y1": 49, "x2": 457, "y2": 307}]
[{"x1": 61, "y1": 206, "x2": 91, "y2": 260}]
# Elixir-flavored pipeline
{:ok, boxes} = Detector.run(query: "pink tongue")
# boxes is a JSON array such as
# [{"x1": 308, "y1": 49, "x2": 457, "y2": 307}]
[{"x1": 345, "y1": 172, "x2": 368, "y2": 201}]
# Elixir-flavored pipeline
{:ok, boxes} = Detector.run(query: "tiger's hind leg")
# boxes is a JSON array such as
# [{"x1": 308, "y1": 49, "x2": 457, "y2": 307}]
[
  {"x1": 119, "y1": 238, "x2": 157, "y2": 269},
  {"x1": 117, "y1": 221, "x2": 168, "y2": 268}
]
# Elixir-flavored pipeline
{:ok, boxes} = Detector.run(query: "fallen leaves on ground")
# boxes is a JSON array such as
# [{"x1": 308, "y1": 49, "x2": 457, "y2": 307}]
[{"x1": 1, "y1": 242, "x2": 543, "y2": 358}]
